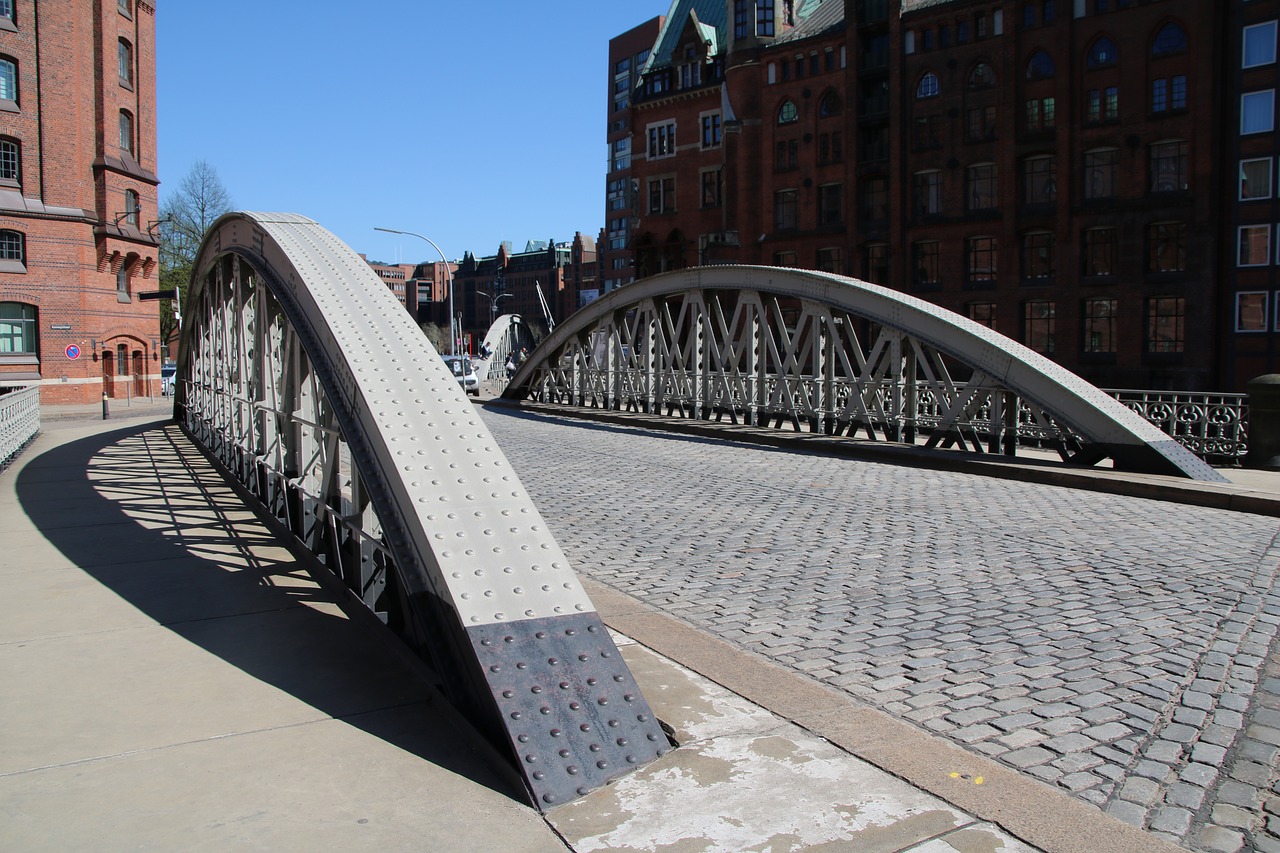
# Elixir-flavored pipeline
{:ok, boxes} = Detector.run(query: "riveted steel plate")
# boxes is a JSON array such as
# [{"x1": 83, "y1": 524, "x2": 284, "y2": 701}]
[{"x1": 469, "y1": 612, "x2": 671, "y2": 808}]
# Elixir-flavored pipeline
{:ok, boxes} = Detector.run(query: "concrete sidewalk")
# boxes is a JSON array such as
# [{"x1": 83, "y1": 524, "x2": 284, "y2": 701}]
[{"x1": 0, "y1": 412, "x2": 1201, "y2": 851}]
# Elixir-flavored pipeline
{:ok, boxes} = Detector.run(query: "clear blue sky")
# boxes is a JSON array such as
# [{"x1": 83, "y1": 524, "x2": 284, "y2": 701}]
[{"x1": 157, "y1": 2, "x2": 667, "y2": 265}]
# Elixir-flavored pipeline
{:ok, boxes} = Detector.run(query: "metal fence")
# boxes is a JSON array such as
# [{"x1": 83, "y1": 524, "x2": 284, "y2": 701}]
[
  {"x1": 0, "y1": 385, "x2": 40, "y2": 471},
  {"x1": 1103, "y1": 389, "x2": 1248, "y2": 466}
]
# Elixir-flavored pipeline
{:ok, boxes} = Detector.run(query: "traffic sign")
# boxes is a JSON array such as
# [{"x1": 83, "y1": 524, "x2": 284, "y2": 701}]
[{"x1": 65, "y1": 344, "x2": 81, "y2": 360}]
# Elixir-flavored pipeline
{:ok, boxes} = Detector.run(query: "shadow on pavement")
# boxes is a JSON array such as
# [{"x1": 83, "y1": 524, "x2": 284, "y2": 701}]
[{"x1": 13, "y1": 418, "x2": 527, "y2": 803}]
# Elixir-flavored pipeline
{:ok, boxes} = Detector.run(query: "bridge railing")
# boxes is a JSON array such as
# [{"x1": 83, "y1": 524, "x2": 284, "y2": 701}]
[
  {"x1": 0, "y1": 385, "x2": 40, "y2": 470},
  {"x1": 1100, "y1": 389, "x2": 1248, "y2": 466}
]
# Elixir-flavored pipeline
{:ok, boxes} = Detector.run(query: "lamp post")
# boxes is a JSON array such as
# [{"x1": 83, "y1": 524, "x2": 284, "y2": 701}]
[
  {"x1": 475, "y1": 289, "x2": 512, "y2": 325},
  {"x1": 374, "y1": 227, "x2": 455, "y2": 356}
]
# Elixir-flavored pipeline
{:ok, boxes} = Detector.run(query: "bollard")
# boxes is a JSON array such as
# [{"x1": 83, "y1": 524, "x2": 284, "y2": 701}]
[
  {"x1": 1245, "y1": 374, "x2": 1280, "y2": 469},
  {"x1": 102, "y1": 392, "x2": 109, "y2": 420}
]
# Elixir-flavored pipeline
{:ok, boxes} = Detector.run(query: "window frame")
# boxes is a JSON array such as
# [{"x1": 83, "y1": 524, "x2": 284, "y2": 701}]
[
  {"x1": 700, "y1": 112, "x2": 722, "y2": 149},
  {"x1": 915, "y1": 71, "x2": 940, "y2": 99},
  {"x1": 966, "y1": 162, "x2": 998, "y2": 211},
  {"x1": 1147, "y1": 221, "x2": 1187, "y2": 274},
  {"x1": 1149, "y1": 140, "x2": 1188, "y2": 193},
  {"x1": 1023, "y1": 154, "x2": 1057, "y2": 204},
  {"x1": 0, "y1": 228, "x2": 24, "y2": 264},
  {"x1": 119, "y1": 109, "x2": 135, "y2": 156},
  {"x1": 1083, "y1": 148, "x2": 1118, "y2": 200},
  {"x1": 1021, "y1": 231, "x2": 1056, "y2": 281},
  {"x1": 774, "y1": 188, "x2": 799, "y2": 231},
  {"x1": 1146, "y1": 296, "x2": 1185, "y2": 354},
  {"x1": 1237, "y1": 291, "x2": 1270, "y2": 333},
  {"x1": 1152, "y1": 22, "x2": 1187, "y2": 57},
  {"x1": 777, "y1": 99, "x2": 798, "y2": 125},
  {"x1": 966, "y1": 235, "x2": 998, "y2": 285},
  {"x1": 0, "y1": 136, "x2": 17, "y2": 184},
  {"x1": 1022, "y1": 300, "x2": 1056, "y2": 354},
  {"x1": 1244, "y1": 21, "x2": 1278, "y2": 69},
  {"x1": 1087, "y1": 35, "x2": 1118, "y2": 69},
  {"x1": 1241, "y1": 158, "x2": 1273, "y2": 200},
  {"x1": 1239, "y1": 224, "x2": 1272, "y2": 267},
  {"x1": 1243, "y1": 90, "x2": 1276, "y2": 135},
  {"x1": 0, "y1": 55, "x2": 16, "y2": 105},
  {"x1": 1082, "y1": 297, "x2": 1117, "y2": 354},
  {"x1": 0, "y1": 302, "x2": 37, "y2": 355},
  {"x1": 912, "y1": 169, "x2": 943, "y2": 216},
  {"x1": 1082, "y1": 226, "x2": 1119, "y2": 277},
  {"x1": 912, "y1": 240, "x2": 942, "y2": 287},
  {"x1": 646, "y1": 121, "x2": 677, "y2": 159},
  {"x1": 118, "y1": 38, "x2": 134, "y2": 87},
  {"x1": 818, "y1": 182, "x2": 843, "y2": 226}
]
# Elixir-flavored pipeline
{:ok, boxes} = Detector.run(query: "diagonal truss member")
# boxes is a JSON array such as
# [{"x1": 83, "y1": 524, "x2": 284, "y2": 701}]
[
  {"x1": 175, "y1": 212, "x2": 668, "y2": 808},
  {"x1": 505, "y1": 266, "x2": 1225, "y2": 482}
]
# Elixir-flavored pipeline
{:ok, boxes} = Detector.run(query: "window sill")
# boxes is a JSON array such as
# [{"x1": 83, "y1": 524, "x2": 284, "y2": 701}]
[
  {"x1": 0, "y1": 17, "x2": 15, "y2": 32},
  {"x1": 1079, "y1": 352, "x2": 1117, "y2": 364},
  {"x1": 0, "y1": 259, "x2": 26, "y2": 274},
  {"x1": 0, "y1": 100, "x2": 17, "y2": 114},
  {"x1": 1082, "y1": 275, "x2": 1119, "y2": 285},
  {"x1": 118, "y1": 291, "x2": 131, "y2": 304},
  {"x1": 1021, "y1": 277, "x2": 1056, "y2": 287}
]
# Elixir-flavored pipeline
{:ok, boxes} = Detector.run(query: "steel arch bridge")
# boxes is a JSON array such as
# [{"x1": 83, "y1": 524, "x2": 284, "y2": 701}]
[
  {"x1": 503, "y1": 266, "x2": 1225, "y2": 483},
  {"x1": 174, "y1": 212, "x2": 668, "y2": 809}
]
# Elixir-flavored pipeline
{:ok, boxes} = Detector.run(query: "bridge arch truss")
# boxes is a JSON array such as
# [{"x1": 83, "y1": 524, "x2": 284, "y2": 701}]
[
  {"x1": 505, "y1": 266, "x2": 1223, "y2": 482},
  {"x1": 175, "y1": 212, "x2": 668, "y2": 808}
]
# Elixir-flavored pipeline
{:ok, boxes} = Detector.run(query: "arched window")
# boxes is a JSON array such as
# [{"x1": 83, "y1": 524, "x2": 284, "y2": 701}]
[
  {"x1": 117, "y1": 39, "x2": 133, "y2": 86},
  {"x1": 124, "y1": 190, "x2": 139, "y2": 227},
  {"x1": 0, "y1": 228, "x2": 23, "y2": 262},
  {"x1": 819, "y1": 90, "x2": 842, "y2": 117},
  {"x1": 1152, "y1": 22, "x2": 1188, "y2": 57},
  {"x1": 1087, "y1": 36, "x2": 1118, "y2": 68},
  {"x1": 1026, "y1": 50, "x2": 1055, "y2": 80},
  {"x1": 0, "y1": 303, "x2": 37, "y2": 354},
  {"x1": 0, "y1": 56, "x2": 16, "y2": 103},
  {"x1": 916, "y1": 71, "x2": 940, "y2": 99},
  {"x1": 0, "y1": 136, "x2": 18, "y2": 183},
  {"x1": 968, "y1": 62, "x2": 994, "y2": 88},
  {"x1": 777, "y1": 99, "x2": 798, "y2": 124},
  {"x1": 118, "y1": 110, "x2": 134, "y2": 155}
]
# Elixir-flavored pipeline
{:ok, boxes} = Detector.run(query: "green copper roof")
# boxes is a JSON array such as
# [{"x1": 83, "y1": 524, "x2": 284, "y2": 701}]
[{"x1": 644, "y1": 0, "x2": 727, "y2": 72}]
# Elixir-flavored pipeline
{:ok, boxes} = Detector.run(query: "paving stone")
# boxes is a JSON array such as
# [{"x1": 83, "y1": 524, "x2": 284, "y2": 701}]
[
  {"x1": 1213, "y1": 804, "x2": 1257, "y2": 829},
  {"x1": 1149, "y1": 806, "x2": 1193, "y2": 835}
]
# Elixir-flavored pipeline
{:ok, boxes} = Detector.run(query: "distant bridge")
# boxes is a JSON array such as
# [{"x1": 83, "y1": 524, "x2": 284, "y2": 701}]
[{"x1": 503, "y1": 266, "x2": 1225, "y2": 483}]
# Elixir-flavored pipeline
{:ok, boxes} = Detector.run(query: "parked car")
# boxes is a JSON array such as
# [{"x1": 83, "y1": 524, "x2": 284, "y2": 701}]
[
  {"x1": 443, "y1": 355, "x2": 480, "y2": 397},
  {"x1": 160, "y1": 364, "x2": 176, "y2": 397}
]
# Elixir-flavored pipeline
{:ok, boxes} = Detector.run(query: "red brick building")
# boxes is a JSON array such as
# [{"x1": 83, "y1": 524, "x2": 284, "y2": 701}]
[
  {"x1": 614, "y1": 0, "x2": 1262, "y2": 392},
  {"x1": 0, "y1": 0, "x2": 162, "y2": 403},
  {"x1": 362, "y1": 256, "x2": 417, "y2": 314}
]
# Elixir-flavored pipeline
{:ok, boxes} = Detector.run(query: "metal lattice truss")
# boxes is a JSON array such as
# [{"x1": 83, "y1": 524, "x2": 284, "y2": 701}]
[
  {"x1": 176, "y1": 212, "x2": 668, "y2": 809},
  {"x1": 507, "y1": 267, "x2": 1225, "y2": 482}
]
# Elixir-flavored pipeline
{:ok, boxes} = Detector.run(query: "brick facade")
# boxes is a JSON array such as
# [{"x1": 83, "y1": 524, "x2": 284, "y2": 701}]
[
  {"x1": 0, "y1": 0, "x2": 161, "y2": 404},
  {"x1": 613, "y1": 0, "x2": 1270, "y2": 392}
]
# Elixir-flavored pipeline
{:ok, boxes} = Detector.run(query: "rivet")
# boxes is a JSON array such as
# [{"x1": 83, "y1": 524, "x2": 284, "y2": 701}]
[
  {"x1": 548, "y1": 657, "x2": 558, "y2": 665},
  {"x1": 647, "y1": 734, "x2": 658, "y2": 741},
  {"x1": 624, "y1": 694, "x2": 634, "y2": 702},
  {"x1": 542, "y1": 794, "x2": 556, "y2": 804},
  {"x1": 587, "y1": 678, "x2": 597, "y2": 686},
  {"x1": 517, "y1": 734, "x2": 528, "y2": 743},
  {"x1": 559, "y1": 681, "x2": 570, "y2": 690},
  {"x1": 580, "y1": 724, "x2": 591, "y2": 732},
  {"x1": 578, "y1": 655, "x2": 588, "y2": 662},
  {"x1": 638, "y1": 714, "x2": 650, "y2": 722},
  {"x1": 565, "y1": 628, "x2": 575, "y2": 637},
  {"x1": 540, "y1": 707, "x2": 551, "y2": 715},
  {"x1": 502, "y1": 690, "x2": 513, "y2": 699},
  {"x1": 608, "y1": 720, "x2": 620, "y2": 728},
  {"x1": 566, "y1": 766, "x2": 578, "y2": 775},
  {"x1": 504, "y1": 635, "x2": 514, "y2": 643},
  {"x1": 570, "y1": 702, "x2": 580, "y2": 710},
  {"x1": 598, "y1": 698, "x2": 608, "y2": 706},
  {"x1": 489, "y1": 665, "x2": 500, "y2": 673},
  {"x1": 480, "y1": 639, "x2": 491, "y2": 646},
  {"x1": 550, "y1": 728, "x2": 561, "y2": 737},
  {"x1": 559, "y1": 749, "x2": 570, "y2": 757},
  {"x1": 626, "y1": 755, "x2": 637, "y2": 764},
  {"x1": 533, "y1": 771, "x2": 545, "y2": 780},
  {"x1": 510, "y1": 711, "x2": 521, "y2": 720},
  {"x1": 617, "y1": 738, "x2": 628, "y2": 746},
  {"x1": 597, "y1": 760, "x2": 608, "y2": 769},
  {"x1": 531, "y1": 686, "x2": 542, "y2": 694},
  {"x1": 525, "y1": 754, "x2": 537, "y2": 763},
  {"x1": 577, "y1": 787, "x2": 590, "y2": 796},
  {"x1": 535, "y1": 632, "x2": 547, "y2": 640}
]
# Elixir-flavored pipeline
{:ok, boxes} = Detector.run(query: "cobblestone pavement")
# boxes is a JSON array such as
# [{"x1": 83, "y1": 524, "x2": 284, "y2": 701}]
[{"x1": 482, "y1": 407, "x2": 1280, "y2": 853}]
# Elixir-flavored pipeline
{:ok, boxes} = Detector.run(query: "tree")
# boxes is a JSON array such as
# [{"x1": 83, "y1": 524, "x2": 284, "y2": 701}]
[{"x1": 157, "y1": 161, "x2": 233, "y2": 355}]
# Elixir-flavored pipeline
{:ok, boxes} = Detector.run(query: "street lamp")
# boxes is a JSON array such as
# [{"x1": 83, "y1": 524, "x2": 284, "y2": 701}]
[
  {"x1": 374, "y1": 227, "x2": 455, "y2": 356},
  {"x1": 475, "y1": 288, "x2": 512, "y2": 324}
]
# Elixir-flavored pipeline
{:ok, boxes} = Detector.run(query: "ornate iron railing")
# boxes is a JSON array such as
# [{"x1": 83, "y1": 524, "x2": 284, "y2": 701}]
[
  {"x1": 0, "y1": 385, "x2": 40, "y2": 471},
  {"x1": 1102, "y1": 390, "x2": 1248, "y2": 466}
]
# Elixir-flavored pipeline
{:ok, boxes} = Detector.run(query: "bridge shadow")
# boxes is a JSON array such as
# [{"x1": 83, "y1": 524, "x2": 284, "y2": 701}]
[{"x1": 11, "y1": 418, "x2": 526, "y2": 802}]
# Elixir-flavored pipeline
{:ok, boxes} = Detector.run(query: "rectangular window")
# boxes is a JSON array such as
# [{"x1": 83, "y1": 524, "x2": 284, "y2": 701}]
[
  {"x1": 913, "y1": 114, "x2": 942, "y2": 148},
  {"x1": 967, "y1": 163, "x2": 997, "y2": 210},
  {"x1": 648, "y1": 122, "x2": 677, "y2": 159},
  {"x1": 1024, "y1": 97, "x2": 1055, "y2": 132},
  {"x1": 1083, "y1": 149, "x2": 1118, "y2": 200},
  {"x1": 818, "y1": 183, "x2": 843, "y2": 225},
  {"x1": 610, "y1": 138, "x2": 630, "y2": 172},
  {"x1": 1170, "y1": 75, "x2": 1186, "y2": 110},
  {"x1": 119, "y1": 111, "x2": 134, "y2": 155},
  {"x1": 1242, "y1": 158, "x2": 1273, "y2": 200},
  {"x1": 1244, "y1": 21, "x2": 1278, "y2": 68},
  {"x1": 774, "y1": 189, "x2": 798, "y2": 230},
  {"x1": 118, "y1": 40, "x2": 133, "y2": 86},
  {"x1": 1237, "y1": 292, "x2": 1269, "y2": 332},
  {"x1": 967, "y1": 236, "x2": 998, "y2": 285},
  {"x1": 1024, "y1": 156, "x2": 1056, "y2": 204},
  {"x1": 648, "y1": 177, "x2": 675, "y2": 214},
  {"x1": 912, "y1": 241, "x2": 941, "y2": 287},
  {"x1": 1083, "y1": 227, "x2": 1118, "y2": 277},
  {"x1": 968, "y1": 302, "x2": 997, "y2": 330},
  {"x1": 701, "y1": 113, "x2": 722, "y2": 148},
  {"x1": 774, "y1": 251, "x2": 799, "y2": 268},
  {"x1": 701, "y1": 169, "x2": 723, "y2": 208},
  {"x1": 861, "y1": 177, "x2": 888, "y2": 220},
  {"x1": 0, "y1": 302, "x2": 36, "y2": 354},
  {"x1": 816, "y1": 247, "x2": 844, "y2": 274},
  {"x1": 1240, "y1": 224, "x2": 1272, "y2": 266},
  {"x1": 966, "y1": 105, "x2": 996, "y2": 141},
  {"x1": 1086, "y1": 89, "x2": 1102, "y2": 123},
  {"x1": 1147, "y1": 297, "x2": 1185, "y2": 353},
  {"x1": 1083, "y1": 298, "x2": 1117, "y2": 353},
  {"x1": 862, "y1": 242, "x2": 890, "y2": 284},
  {"x1": 1151, "y1": 78, "x2": 1167, "y2": 113},
  {"x1": 818, "y1": 131, "x2": 843, "y2": 164},
  {"x1": 1243, "y1": 90, "x2": 1276, "y2": 135},
  {"x1": 913, "y1": 170, "x2": 942, "y2": 216},
  {"x1": 734, "y1": 0, "x2": 751, "y2": 38},
  {"x1": 1148, "y1": 222, "x2": 1186, "y2": 273},
  {"x1": 775, "y1": 139, "x2": 799, "y2": 171},
  {"x1": 757, "y1": 0, "x2": 775, "y2": 37},
  {"x1": 1149, "y1": 141, "x2": 1187, "y2": 192},
  {"x1": 1023, "y1": 301, "x2": 1056, "y2": 353},
  {"x1": 1021, "y1": 232, "x2": 1056, "y2": 280}
]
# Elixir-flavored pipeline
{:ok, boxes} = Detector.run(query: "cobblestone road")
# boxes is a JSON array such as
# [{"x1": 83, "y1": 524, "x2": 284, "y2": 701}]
[{"x1": 483, "y1": 407, "x2": 1280, "y2": 853}]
